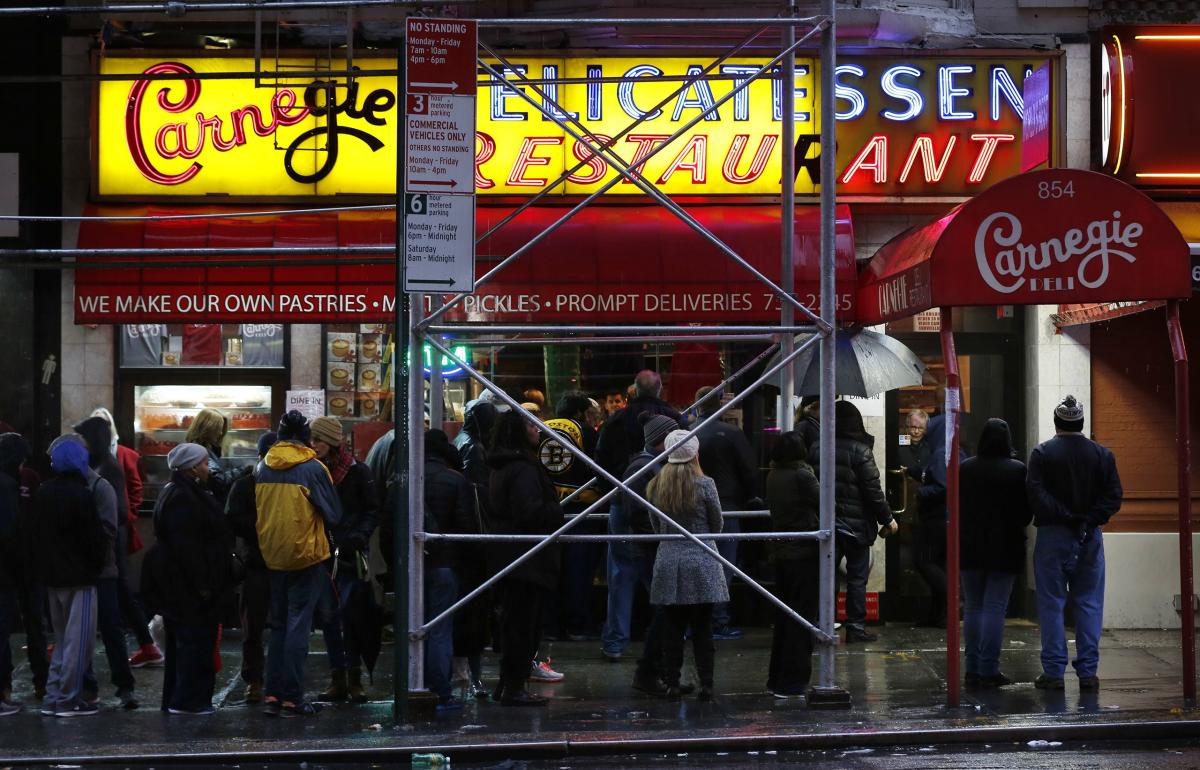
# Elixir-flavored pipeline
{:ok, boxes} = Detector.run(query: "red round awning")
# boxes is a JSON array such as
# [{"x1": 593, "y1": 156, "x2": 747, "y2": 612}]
[{"x1": 856, "y1": 168, "x2": 1191, "y2": 325}]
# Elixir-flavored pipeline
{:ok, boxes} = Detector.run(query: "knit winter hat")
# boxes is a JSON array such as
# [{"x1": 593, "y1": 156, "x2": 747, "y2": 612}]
[
  {"x1": 167, "y1": 442, "x2": 208, "y2": 471},
  {"x1": 1055, "y1": 395, "x2": 1085, "y2": 424},
  {"x1": 640, "y1": 413, "x2": 676, "y2": 450},
  {"x1": 46, "y1": 433, "x2": 86, "y2": 458},
  {"x1": 278, "y1": 410, "x2": 311, "y2": 443},
  {"x1": 665, "y1": 429, "x2": 699, "y2": 464},
  {"x1": 310, "y1": 416, "x2": 344, "y2": 447}
]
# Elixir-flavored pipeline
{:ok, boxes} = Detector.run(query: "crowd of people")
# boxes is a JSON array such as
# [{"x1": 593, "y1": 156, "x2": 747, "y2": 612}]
[{"x1": 0, "y1": 371, "x2": 1122, "y2": 717}]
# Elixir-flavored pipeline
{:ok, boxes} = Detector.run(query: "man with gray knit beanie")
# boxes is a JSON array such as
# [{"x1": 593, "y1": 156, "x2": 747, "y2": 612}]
[{"x1": 1027, "y1": 395, "x2": 1123, "y2": 692}]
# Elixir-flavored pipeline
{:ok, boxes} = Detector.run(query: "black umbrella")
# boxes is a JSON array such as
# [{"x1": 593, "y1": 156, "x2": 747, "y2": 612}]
[
  {"x1": 770, "y1": 327, "x2": 927, "y2": 397},
  {"x1": 344, "y1": 576, "x2": 385, "y2": 681}
]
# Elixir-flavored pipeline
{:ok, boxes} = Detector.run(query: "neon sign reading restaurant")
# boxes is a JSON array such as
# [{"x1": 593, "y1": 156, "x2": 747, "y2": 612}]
[{"x1": 96, "y1": 53, "x2": 1050, "y2": 198}]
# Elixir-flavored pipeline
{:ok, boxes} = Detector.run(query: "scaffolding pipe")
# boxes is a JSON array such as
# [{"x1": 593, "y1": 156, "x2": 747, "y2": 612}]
[
  {"x1": 1167, "y1": 299, "x2": 1196, "y2": 704},
  {"x1": 421, "y1": 333, "x2": 834, "y2": 643},
  {"x1": 0, "y1": 0, "x2": 471, "y2": 15},
  {"x1": 812, "y1": 0, "x2": 844, "y2": 706},
  {"x1": 468, "y1": 335, "x2": 779, "y2": 346},
  {"x1": 422, "y1": 531, "x2": 829, "y2": 542},
  {"x1": 418, "y1": 25, "x2": 825, "y2": 331},
  {"x1": 780, "y1": 9, "x2": 797, "y2": 434},
  {"x1": 428, "y1": 325, "x2": 813, "y2": 335},
  {"x1": 566, "y1": 510, "x2": 773, "y2": 520}
]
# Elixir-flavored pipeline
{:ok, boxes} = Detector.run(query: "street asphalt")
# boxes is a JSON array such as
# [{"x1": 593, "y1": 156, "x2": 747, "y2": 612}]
[{"x1": 1, "y1": 622, "x2": 1198, "y2": 765}]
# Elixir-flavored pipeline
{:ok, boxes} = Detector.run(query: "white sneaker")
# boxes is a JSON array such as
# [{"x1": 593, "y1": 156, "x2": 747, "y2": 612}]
[
  {"x1": 451, "y1": 656, "x2": 470, "y2": 684},
  {"x1": 528, "y1": 659, "x2": 564, "y2": 683}
]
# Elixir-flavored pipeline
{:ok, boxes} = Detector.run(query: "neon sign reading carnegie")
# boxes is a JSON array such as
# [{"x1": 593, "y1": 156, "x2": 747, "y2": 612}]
[{"x1": 97, "y1": 54, "x2": 1049, "y2": 198}]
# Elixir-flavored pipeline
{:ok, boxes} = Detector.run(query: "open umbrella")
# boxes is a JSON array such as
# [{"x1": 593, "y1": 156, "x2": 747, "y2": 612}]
[{"x1": 772, "y1": 327, "x2": 927, "y2": 397}]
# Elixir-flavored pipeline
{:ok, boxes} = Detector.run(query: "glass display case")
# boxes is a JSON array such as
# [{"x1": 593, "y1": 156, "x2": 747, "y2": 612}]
[{"x1": 134, "y1": 384, "x2": 274, "y2": 504}]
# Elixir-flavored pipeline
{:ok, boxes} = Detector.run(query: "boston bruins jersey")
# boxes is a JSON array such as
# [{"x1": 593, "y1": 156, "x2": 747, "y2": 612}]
[{"x1": 538, "y1": 417, "x2": 601, "y2": 506}]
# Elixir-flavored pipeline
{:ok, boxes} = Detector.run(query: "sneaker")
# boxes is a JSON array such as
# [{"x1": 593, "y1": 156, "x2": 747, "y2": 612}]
[
  {"x1": 964, "y1": 672, "x2": 981, "y2": 688},
  {"x1": 244, "y1": 682, "x2": 264, "y2": 704},
  {"x1": 279, "y1": 700, "x2": 322, "y2": 718},
  {"x1": 167, "y1": 706, "x2": 216, "y2": 715},
  {"x1": 0, "y1": 700, "x2": 20, "y2": 717},
  {"x1": 1079, "y1": 676, "x2": 1101, "y2": 690},
  {"x1": 529, "y1": 659, "x2": 564, "y2": 683},
  {"x1": 602, "y1": 649, "x2": 622, "y2": 662},
  {"x1": 40, "y1": 705, "x2": 56, "y2": 717},
  {"x1": 262, "y1": 697, "x2": 282, "y2": 717},
  {"x1": 116, "y1": 687, "x2": 139, "y2": 710},
  {"x1": 56, "y1": 702, "x2": 99, "y2": 718},
  {"x1": 771, "y1": 690, "x2": 805, "y2": 700},
  {"x1": 1034, "y1": 674, "x2": 1065, "y2": 690},
  {"x1": 711, "y1": 626, "x2": 744, "y2": 641},
  {"x1": 129, "y1": 643, "x2": 165, "y2": 668}
]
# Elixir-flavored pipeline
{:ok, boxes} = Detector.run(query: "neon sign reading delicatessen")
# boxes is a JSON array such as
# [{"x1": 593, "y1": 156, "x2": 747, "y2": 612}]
[{"x1": 96, "y1": 53, "x2": 1052, "y2": 199}]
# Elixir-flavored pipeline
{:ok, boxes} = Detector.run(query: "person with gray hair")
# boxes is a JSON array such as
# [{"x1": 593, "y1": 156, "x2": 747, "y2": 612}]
[{"x1": 595, "y1": 369, "x2": 684, "y2": 478}]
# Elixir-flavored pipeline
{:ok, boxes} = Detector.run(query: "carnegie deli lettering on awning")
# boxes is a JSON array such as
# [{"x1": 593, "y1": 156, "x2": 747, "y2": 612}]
[{"x1": 95, "y1": 52, "x2": 1052, "y2": 199}]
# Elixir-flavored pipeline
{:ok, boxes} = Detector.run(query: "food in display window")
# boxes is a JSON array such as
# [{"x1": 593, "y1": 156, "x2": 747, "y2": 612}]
[
  {"x1": 134, "y1": 384, "x2": 274, "y2": 504},
  {"x1": 358, "y1": 363, "x2": 382, "y2": 391},
  {"x1": 329, "y1": 394, "x2": 354, "y2": 417},
  {"x1": 328, "y1": 363, "x2": 356, "y2": 392},
  {"x1": 359, "y1": 334, "x2": 383, "y2": 363},
  {"x1": 328, "y1": 332, "x2": 357, "y2": 363},
  {"x1": 359, "y1": 394, "x2": 382, "y2": 419}
]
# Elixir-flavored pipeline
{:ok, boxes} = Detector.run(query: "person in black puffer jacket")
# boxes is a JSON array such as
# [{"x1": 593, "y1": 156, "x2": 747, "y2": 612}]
[
  {"x1": 959, "y1": 418, "x2": 1030, "y2": 689},
  {"x1": 765, "y1": 430, "x2": 821, "y2": 698},
  {"x1": 152, "y1": 443, "x2": 235, "y2": 715},
  {"x1": 424, "y1": 430, "x2": 475, "y2": 709},
  {"x1": 487, "y1": 410, "x2": 563, "y2": 707},
  {"x1": 224, "y1": 431, "x2": 277, "y2": 704},
  {"x1": 456, "y1": 400, "x2": 499, "y2": 490},
  {"x1": 308, "y1": 417, "x2": 379, "y2": 705},
  {"x1": 811, "y1": 400, "x2": 896, "y2": 644}
]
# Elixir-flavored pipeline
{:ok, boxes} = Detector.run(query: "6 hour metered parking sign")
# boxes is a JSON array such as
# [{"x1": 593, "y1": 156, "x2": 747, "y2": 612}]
[{"x1": 404, "y1": 193, "x2": 476, "y2": 293}]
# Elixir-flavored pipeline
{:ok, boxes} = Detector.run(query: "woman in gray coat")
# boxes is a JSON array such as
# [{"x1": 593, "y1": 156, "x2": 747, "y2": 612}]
[{"x1": 648, "y1": 430, "x2": 729, "y2": 701}]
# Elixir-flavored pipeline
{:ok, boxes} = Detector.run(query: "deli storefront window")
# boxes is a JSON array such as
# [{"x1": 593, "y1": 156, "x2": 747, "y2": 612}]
[{"x1": 118, "y1": 323, "x2": 288, "y2": 508}]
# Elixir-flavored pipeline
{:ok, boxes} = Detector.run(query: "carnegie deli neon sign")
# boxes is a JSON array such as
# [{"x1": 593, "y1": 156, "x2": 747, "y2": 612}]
[{"x1": 95, "y1": 54, "x2": 1050, "y2": 198}]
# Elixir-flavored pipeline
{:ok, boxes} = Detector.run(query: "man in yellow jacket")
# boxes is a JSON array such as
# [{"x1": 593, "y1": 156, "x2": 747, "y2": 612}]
[{"x1": 255, "y1": 410, "x2": 343, "y2": 718}]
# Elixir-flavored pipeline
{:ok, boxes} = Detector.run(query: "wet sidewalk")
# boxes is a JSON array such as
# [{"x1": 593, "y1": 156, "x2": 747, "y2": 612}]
[{"x1": 2, "y1": 622, "x2": 1198, "y2": 763}]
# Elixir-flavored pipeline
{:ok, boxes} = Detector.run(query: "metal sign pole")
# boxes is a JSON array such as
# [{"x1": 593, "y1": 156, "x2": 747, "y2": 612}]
[
  {"x1": 392, "y1": 34, "x2": 411, "y2": 723},
  {"x1": 809, "y1": 0, "x2": 850, "y2": 709},
  {"x1": 780, "y1": 6, "x2": 796, "y2": 434}
]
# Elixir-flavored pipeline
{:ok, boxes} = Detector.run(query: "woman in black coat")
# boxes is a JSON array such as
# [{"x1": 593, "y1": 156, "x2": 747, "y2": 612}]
[
  {"x1": 486, "y1": 410, "x2": 562, "y2": 707},
  {"x1": 959, "y1": 418, "x2": 1031, "y2": 688},
  {"x1": 810, "y1": 400, "x2": 897, "y2": 644},
  {"x1": 153, "y1": 442, "x2": 235, "y2": 715},
  {"x1": 764, "y1": 431, "x2": 821, "y2": 698}
]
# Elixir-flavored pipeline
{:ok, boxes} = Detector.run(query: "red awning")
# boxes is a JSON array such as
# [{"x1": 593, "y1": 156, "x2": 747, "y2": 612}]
[
  {"x1": 75, "y1": 204, "x2": 857, "y2": 324},
  {"x1": 856, "y1": 169, "x2": 1191, "y2": 325}
]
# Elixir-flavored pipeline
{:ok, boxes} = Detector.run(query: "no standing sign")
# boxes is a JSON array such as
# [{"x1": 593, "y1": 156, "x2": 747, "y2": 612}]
[{"x1": 404, "y1": 18, "x2": 478, "y2": 294}]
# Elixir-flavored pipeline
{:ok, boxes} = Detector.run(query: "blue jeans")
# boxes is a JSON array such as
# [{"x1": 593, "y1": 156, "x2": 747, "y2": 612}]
[
  {"x1": 266, "y1": 565, "x2": 324, "y2": 703},
  {"x1": 424, "y1": 567, "x2": 458, "y2": 700},
  {"x1": 961, "y1": 570, "x2": 1016, "y2": 677},
  {"x1": 601, "y1": 541, "x2": 655, "y2": 655},
  {"x1": 315, "y1": 564, "x2": 361, "y2": 670},
  {"x1": 1034, "y1": 525, "x2": 1106, "y2": 679}
]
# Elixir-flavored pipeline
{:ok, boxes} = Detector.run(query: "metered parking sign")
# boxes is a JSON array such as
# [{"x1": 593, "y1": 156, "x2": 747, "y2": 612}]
[{"x1": 404, "y1": 193, "x2": 476, "y2": 293}]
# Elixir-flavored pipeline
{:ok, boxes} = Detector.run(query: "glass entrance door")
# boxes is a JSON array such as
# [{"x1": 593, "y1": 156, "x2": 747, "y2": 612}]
[{"x1": 880, "y1": 331, "x2": 1025, "y2": 623}]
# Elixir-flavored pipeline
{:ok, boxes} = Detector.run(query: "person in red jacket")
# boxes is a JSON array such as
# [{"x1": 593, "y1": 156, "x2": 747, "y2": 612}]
[{"x1": 90, "y1": 408, "x2": 162, "y2": 668}]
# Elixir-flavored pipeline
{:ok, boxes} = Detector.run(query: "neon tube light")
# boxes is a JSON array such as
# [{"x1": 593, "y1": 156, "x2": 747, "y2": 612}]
[
  {"x1": 1135, "y1": 173, "x2": 1200, "y2": 178},
  {"x1": 1134, "y1": 35, "x2": 1200, "y2": 40},
  {"x1": 1113, "y1": 34, "x2": 1127, "y2": 175}
]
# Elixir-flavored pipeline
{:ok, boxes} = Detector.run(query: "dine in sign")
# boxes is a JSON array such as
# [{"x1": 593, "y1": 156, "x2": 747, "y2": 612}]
[{"x1": 95, "y1": 52, "x2": 1052, "y2": 199}]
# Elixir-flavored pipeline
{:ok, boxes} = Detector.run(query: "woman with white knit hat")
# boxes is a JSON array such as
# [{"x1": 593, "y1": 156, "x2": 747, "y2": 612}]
[{"x1": 646, "y1": 429, "x2": 729, "y2": 701}]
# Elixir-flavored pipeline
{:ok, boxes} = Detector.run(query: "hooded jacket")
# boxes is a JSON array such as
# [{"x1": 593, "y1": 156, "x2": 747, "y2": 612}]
[
  {"x1": 456, "y1": 402, "x2": 498, "y2": 490},
  {"x1": 153, "y1": 471, "x2": 235, "y2": 624},
  {"x1": 27, "y1": 470, "x2": 110, "y2": 587},
  {"x1": 810, "y1": 402, "x2": 894, "y2": 545},
  {"x1": 766, "y1": 459, "x2": 820, "y2": 562},
  {"x1": 486, "y1": 448, "x2": 562, "y2": 590},
  {"x1": 959, "y1": 419, "x2": 1032, "y2": 573},
  {"x1": 74, "y1": 417, "x2": 130, "y2": 528},
  {"x1": 254, "y1": 440, "x2": 343, "y2": 571}
]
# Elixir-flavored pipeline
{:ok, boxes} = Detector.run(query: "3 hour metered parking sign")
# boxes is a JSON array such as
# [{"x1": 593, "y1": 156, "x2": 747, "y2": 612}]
[{"x1": 404, "y1": 193, "x2": 476, "y2": 293}]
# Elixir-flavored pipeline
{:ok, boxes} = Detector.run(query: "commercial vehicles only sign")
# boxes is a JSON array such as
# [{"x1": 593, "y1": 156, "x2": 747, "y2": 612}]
[{"x1": 404, "y1": 18, "x2": 477, "y2": 294}]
